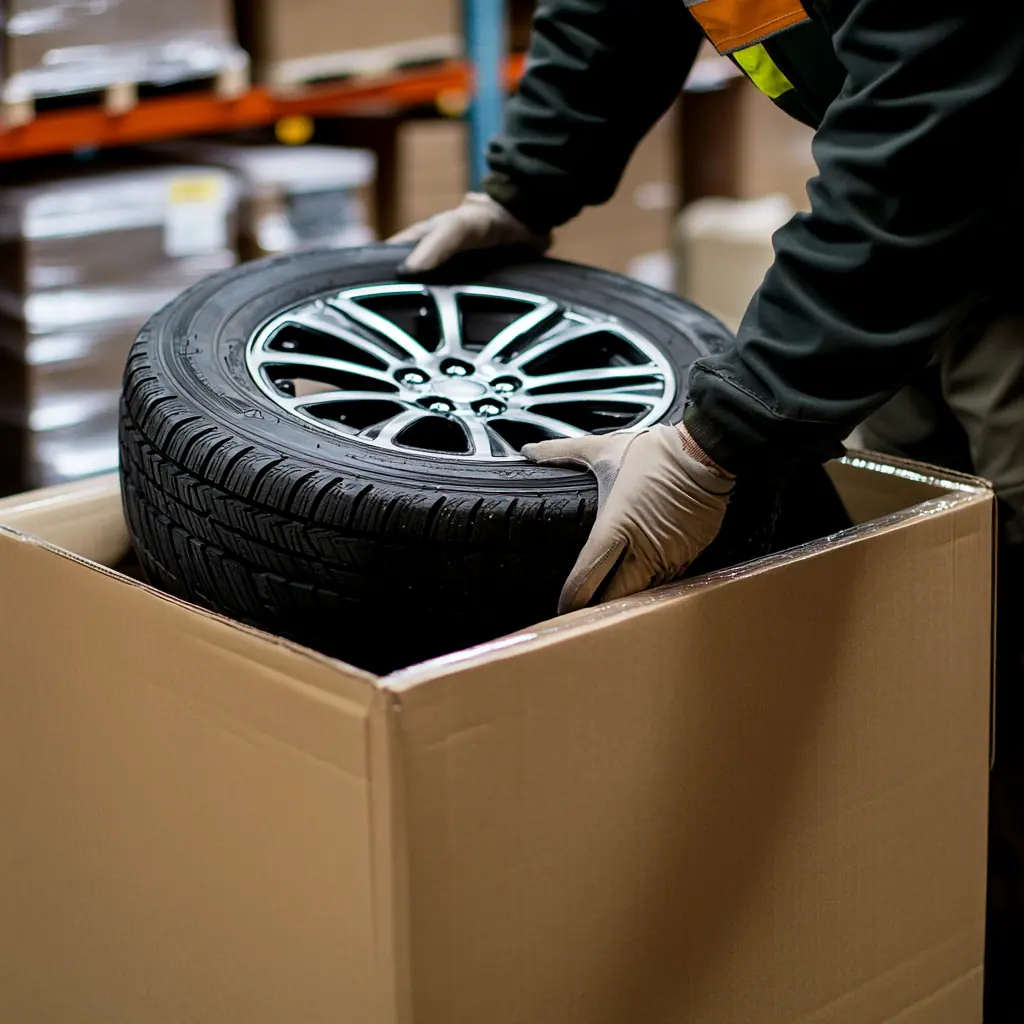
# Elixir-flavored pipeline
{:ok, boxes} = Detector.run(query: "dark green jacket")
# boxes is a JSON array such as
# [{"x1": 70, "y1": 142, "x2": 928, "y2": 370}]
[{"x1": 484, "y1": 0, "x2": 1024, "y2": 473}]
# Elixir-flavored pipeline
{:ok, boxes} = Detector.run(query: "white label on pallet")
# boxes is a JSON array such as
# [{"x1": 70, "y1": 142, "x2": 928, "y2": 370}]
[{"x1": 165, "y1": 176, "x2": 229, "y2": 258}]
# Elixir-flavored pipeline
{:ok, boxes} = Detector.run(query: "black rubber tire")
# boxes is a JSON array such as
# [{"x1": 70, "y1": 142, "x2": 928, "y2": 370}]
[{"x1": 119, "y1": 245, "x2": 825, "y2": 671}]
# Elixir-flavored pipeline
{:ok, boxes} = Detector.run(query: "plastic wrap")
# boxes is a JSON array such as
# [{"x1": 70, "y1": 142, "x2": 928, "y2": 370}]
[
  {"x1": 0, "y1": 166, "x2": 238, "y2": 322},
  {"x1": 0, "y1": 163, "x2": 239, "y2": 493},
  {"x1": 0, "y1": 311, "x2": 172, "y2": 490},
  {"x1": 2, "y1": 0, "x2": 246, "y2": 104},
  {"x1": 0, "y1": 317, "x2": 172, "y2": 428},
  {"x1": 26, "y1": 407, "x2": 120, "y2": 486},
  {"x1": 149, "y1": 141, "x2": 377, "y2": 259}
]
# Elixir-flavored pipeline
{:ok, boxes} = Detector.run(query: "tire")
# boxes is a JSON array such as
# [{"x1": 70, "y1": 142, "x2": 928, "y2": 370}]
[{"x1": 119, "y1": 245, "x2": 843, "y2": 671}]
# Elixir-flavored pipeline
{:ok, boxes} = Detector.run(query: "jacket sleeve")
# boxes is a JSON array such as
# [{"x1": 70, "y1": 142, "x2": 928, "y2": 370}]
[
  {"x1": 684, "y1": 0, "x2": 1024, "y2": 474},
  {"x1": 483, "y1": 0, "x2": 702, "y2": 231}
]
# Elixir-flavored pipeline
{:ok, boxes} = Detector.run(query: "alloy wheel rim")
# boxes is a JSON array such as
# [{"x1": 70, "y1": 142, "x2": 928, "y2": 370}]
[{"x1": 246, "y1": 283, "x2": 678, "y2": 461}]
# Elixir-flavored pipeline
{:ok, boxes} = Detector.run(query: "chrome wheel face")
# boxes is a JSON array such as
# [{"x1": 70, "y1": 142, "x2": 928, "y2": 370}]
[{"x1": 246, "y1": 283, "x2": 678, "y2": 461}]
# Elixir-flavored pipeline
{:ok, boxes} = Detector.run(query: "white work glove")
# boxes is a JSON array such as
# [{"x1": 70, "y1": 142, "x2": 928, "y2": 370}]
[
  {"x1": 388, "y1": 192, "x2": 551, "y2": 274},
  {"x1": 523, "y1": 424, "x2": 734, "y2": 614}
]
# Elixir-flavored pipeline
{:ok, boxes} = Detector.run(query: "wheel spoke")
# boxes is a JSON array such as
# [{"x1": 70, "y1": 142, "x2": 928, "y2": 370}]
[
  {"x1": 495, "y1": 410, "x2": 588, "y2": 439},
  {"x1": 366, "y1": 409, "x2": 432, "y2": 445},
  {"x1": 483, "y1": 426, "x2": 522, "y2": 458},
  {"x1": 430, "y1": 286, "x2": 465, "y2": 356},
  {"x1": 460, "y1": 417, "x2": 490, "y2": 457},
  {"x1": 328, "y1": 290, "x2": 431, "y2": 361},
  {"x1": 285, "y1": 390, "x2": 408, "y2": 410},
  {"x1": 524, "y1": 391, "x2": 656, "y2": 408},
  {"x1": 476, "y1": 300, "x2": 562, "y2": 363},
  {"x1": 521, "y1": 365, "x2": 663, "y2": 393},
  {"x1": 249, "y1": 283, "x2": 678, "y2": 460},
  {"x1": 254, "y1": 351, "x2": 397, "y2": 387},
  {"x1": 505, "y1": 323, "x2": 609, "y2": 370},
  {"x1": 287, "y1": 306, "x2": 404, "y2": 368}
]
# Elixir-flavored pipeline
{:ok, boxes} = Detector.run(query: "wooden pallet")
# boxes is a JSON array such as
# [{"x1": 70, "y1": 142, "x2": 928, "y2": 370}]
[
  {"x1": 1, "y1": 55, "x2": 250, "y2": 131},
  {"x1": 265, "y1": 36, "x2": 460, "y2": 95}
]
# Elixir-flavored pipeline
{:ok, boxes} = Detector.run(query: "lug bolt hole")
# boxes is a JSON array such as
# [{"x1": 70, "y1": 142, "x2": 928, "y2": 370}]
[
  {"x1": 420, "y1": 397, "x2": 455, "y2": 414},
  {"x1": 397, "y1": 368, "x2": 430, "y2": 386},
  {"x1": 441, "y1": 358, "x2": 474, "y2": 378},
  {"x1": 490, "y1": 376, "x2": 521, "y2": 394},
  {"x1": 473, "y1": 399, "x2": 506, "y2": 417}
]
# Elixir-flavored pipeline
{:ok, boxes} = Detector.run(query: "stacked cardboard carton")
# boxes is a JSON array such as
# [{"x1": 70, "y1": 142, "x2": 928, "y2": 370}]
[
  {"x1": 1, "y1": 0, "x2": 245, "y2": 110},
  {"x1": 150, "y1": 141, "x2": 377, "y2": 260},
  {"x1": 0, "y1": 456, "x2": 994, "y2": 1022},
  {"x1": 236, "y1": 0, "x2": 459, "y2": 87},
  {"x1": 0, "y1": 165, "x2": 238, "y2": 492},
  {"x1": 395, "y1": 107, "x2": 680, "y2": 285}
]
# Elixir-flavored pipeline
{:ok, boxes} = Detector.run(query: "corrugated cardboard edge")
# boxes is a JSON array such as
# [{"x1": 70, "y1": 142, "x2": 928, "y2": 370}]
[
  {"x1": 0, "y1": 455, "x2": 995, "y2": 1021},
  {"x1": 387, "y1": 482, "x2": 994, "y2": 695},
  {"x1": 0, "y1": 482, "x2": 420, "y2": 1021},
  {"x1": 368, "y1": 687, "x2": 416, "y2": 1024}
]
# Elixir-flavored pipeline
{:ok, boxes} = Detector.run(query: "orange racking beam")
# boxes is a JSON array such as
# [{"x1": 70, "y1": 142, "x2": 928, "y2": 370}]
[{"x1": 0, "y1": 56, "x2": 525, "y2": 162}]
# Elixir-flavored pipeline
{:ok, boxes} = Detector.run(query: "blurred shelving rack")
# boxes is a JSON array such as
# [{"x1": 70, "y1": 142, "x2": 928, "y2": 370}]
[
  {"x1": 0, "y1": 56, "x2": 527, "y2": 164},
  {"x1": 0, "y1": 0, "x2": 746, "y2": 234},
  {"x1": 0, "y1": 51, "x2": 526, "y2": 237}
]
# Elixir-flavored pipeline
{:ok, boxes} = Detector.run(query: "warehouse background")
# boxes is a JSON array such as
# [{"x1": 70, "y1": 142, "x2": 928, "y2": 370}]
[{"x1": 0, "y1": 0, "x2": 816, "y2": 495}]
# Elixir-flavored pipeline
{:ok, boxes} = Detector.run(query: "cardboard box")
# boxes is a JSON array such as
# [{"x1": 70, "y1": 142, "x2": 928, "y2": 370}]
[
  {"x1": 0, "y1": 453, "x2": 993, "y2": 1022},
  {"x1": 675, "y1": 194, "x2": 797, "y2": 333},
  {"x1": 682, "y1": 70, "x2": 817, "y2": 212},
  {"x1": 0, "y1": 164, "x2": 237, "y2": 493},
  {"x1": 0, "y1": 408, "x2": 119, "y2": 491},
  {"x1": 237, "y1": 0, "x2": 460, "y2": 87},
  {"x1": 2, "y1": 0, "x2": 242, "y2": 103},
  {"x1": 736, "y1": 84, "x2": 817, "y2": 210},
  {"x1": 149, "y1": 140, "x2": 377, "y2": 260},
  {"x1": 396, "y1": 109, "x2": 680, "y2": 280},
  {"x1": 0, "y1": 165, "x2": 239, "y2": 318},
  {"x1": 552, "y1": 105, "x2": 680, "y2": 277},
  {"x1": 395, "y1": 118, "x2": 467, "y2": 227}
]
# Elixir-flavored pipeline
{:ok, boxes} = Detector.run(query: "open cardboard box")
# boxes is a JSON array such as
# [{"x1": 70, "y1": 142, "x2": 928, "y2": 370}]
[{"x1": 0, "y1": 453, "x2": 995, "y2": 1023}]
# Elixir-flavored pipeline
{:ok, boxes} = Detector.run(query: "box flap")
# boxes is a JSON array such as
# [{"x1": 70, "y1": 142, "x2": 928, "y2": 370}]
[
  {"x1": 0, "y1": 502, "x2": 411, "y2": 1022},
  {"x1": 0, "y1": 474, "x2": 131, "y2": 566},
  {"x1": 386, "y1": 489, "x2": 992, "y2": 1023}
]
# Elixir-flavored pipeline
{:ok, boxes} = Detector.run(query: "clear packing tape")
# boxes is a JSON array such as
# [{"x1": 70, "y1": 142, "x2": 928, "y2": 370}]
[{"x1": 2, "y1": 0, "x2": 246, "y2": 103}]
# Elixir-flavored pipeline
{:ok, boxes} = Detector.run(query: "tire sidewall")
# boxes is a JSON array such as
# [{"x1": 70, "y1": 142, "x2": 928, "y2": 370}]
[{"x1": 146, "y1": 245, "x2": 734, "y2": 498}]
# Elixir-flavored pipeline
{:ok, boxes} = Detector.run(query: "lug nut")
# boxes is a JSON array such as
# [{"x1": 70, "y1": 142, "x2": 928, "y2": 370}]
[
  {"x1": 491, "y1": 376, "x2": 521, "y2": 394},
  {"x1": 426, "y1": 399, "x2": 454, "y2": 413}
]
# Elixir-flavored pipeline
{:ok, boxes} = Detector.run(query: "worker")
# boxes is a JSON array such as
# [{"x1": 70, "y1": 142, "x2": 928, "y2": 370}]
[{"x1": 389, "y1": 2, "x2": 1024, "y2": 1014}]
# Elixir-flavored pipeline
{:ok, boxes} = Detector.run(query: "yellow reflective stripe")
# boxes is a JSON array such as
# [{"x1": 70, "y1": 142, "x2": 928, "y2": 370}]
[{"x1": 733, "y1": 44, "x2": 794, "y2": 100}]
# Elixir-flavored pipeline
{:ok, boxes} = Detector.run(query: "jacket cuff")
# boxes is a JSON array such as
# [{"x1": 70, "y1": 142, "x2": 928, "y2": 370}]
[
  {"x1": 481, "y1": 171, "x2": 572, "y2": 234},
  {"x1": 682, "y1": 403, "x2": 746, "y2": 477},
  {"x1": 683, "y1": 398, "x2": 848, "y2": 479}
]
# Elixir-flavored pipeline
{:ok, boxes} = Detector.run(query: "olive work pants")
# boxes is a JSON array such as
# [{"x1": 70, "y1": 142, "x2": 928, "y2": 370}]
[{"x1": 857, "y1": 313, "x2": 1024, "y2": 1022}]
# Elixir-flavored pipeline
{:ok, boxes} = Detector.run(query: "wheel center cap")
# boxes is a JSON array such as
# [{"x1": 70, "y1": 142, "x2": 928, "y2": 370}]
[{"x1": 433, "y1": 377, "x2": 488, "y2": 402}]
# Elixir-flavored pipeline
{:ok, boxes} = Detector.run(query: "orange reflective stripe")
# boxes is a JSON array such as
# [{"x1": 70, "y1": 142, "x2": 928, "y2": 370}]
[{"x1": 685, "y1": 0, "x2": 810, "y2": 55}]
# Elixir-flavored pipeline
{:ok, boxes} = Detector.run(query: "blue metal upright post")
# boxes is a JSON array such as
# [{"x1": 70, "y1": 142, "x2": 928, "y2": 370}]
[{"x1": 464, "y1": 0, "x2": 508, "y2": 190}]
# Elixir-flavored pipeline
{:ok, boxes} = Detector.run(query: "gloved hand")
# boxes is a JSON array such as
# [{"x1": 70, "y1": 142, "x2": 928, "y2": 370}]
[
  {"x1": 523, "y1": 424, "x2": 734, "y2": 614},
  {"x1": 388, "y1": 193, "x2": 551, "y2": 274}
]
